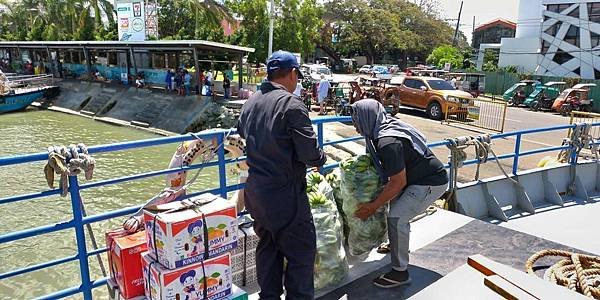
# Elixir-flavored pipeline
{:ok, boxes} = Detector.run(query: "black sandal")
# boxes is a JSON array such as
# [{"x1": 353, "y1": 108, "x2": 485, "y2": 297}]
[{"x1": 373, "y1": 270, "x2": 411, "y2": 288}]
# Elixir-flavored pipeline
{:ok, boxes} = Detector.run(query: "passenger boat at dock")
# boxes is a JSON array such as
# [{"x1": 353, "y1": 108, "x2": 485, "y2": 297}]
[{"x1": 0, "y1": 70, "x2": 59, "y2": 113}]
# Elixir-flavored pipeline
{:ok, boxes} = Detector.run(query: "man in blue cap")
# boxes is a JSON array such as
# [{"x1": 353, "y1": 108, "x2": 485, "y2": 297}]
[{"x1": 238, "y1": 50, "x2": 326, "y2": 299}]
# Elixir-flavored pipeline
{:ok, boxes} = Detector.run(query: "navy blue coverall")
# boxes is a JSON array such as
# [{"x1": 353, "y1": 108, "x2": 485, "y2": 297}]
[{"x1": 238, "y1": 81, "x2": 326, "y2": 299}]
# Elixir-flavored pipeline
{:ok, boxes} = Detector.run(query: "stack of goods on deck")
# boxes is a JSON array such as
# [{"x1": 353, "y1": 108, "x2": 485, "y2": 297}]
[
  {"x1": 105, "y1": 193, "x2": 247, "y2": 300},
  {"x1": 142, "y1": 193, "x2": 240, "y2": 300}
]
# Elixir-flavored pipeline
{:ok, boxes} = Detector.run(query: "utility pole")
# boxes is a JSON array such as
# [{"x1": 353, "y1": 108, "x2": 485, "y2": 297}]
[
  {"x1": 452, "y1": 1, "x2": 463, "y2": 46},
  {"x1": 472, "y1": 16, "x2": 476, "y2": 47},
  {"x1": 268, "y1": 0, "x2": 275, "y2": 57}
]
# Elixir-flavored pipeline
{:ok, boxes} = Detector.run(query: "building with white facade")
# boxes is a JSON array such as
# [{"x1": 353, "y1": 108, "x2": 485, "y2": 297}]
[{"x1": 496, "y1": 0, "x2": 600, "y2": 79}]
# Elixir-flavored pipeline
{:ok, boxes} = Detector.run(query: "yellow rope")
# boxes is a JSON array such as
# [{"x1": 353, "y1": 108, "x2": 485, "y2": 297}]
[{"x1": 526, "y1": 249, "x2": 600, "y2": 298}]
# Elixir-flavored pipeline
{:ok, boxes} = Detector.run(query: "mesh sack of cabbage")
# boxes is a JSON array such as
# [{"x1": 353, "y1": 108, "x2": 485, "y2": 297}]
[
  {"x1": 339, "y1": 155, "x2": 387, "y2": 256},
  {"x1": 324, "y1": 171, "x2": 349, "y2": 242},
  {"x1": 306, "y1": 172, "x2": 349, "y2": 290}
]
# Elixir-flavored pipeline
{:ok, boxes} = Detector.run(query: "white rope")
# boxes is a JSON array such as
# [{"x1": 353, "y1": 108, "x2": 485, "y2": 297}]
[{"x1": 445, "y1": 134, "x2": 525, "y2": 210}]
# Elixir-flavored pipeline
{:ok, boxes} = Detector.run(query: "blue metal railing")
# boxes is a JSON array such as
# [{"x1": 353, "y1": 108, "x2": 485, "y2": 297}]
[{"x1": 0, "y1": 116, "x2": 598, "y2": 299}]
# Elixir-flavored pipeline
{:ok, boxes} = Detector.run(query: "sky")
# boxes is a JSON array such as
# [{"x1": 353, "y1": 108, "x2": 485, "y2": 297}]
[{"x1": 438, "y1": 0, "x2": 519, "y2": 44}]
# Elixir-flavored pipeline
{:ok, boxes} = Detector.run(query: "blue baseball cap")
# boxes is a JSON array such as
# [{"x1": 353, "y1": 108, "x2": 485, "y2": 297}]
[{"x1": 267, "y1": 50, "x2": 304, "y2": 79}]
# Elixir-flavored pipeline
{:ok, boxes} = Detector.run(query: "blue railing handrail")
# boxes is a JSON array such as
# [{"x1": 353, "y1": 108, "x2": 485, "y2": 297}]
[{"x1": 1, "y1": 116, "x2": 599, "y2": 299}]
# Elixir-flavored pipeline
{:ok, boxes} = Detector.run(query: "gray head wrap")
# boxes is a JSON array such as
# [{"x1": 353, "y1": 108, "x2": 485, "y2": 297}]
[{"x1": 351, "y1": 99, "x2": 429, "y2": 181}]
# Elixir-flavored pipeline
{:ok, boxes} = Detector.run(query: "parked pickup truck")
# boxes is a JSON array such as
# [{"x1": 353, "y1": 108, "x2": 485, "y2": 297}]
[{"x1": 397, "y1": 76, "x2": 475, "y2": 120}]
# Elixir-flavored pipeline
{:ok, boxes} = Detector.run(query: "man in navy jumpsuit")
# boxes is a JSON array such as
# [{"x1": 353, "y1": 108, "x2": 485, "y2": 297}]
[{"x1": 237, "y1": 50, "x2": 327, "y2": 299}]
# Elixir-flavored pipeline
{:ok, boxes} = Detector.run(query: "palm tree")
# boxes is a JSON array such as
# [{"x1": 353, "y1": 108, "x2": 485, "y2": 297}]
[
  {"x1": 87, "y1": 0, "x2": 115, "y2": 30},
  {"x1": 190, "y1": 0, "x2": 233, "y2": 38}
]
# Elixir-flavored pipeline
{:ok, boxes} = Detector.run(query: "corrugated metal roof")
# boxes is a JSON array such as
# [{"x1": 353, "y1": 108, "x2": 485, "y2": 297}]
[{"x1": 0, "y1": 40, "x2": 255, "y2": 53}]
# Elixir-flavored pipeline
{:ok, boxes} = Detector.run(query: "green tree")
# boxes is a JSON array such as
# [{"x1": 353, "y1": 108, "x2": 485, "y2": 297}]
[
  {"x1": 74, "y1": 9, "x2": 95, "y2": 40},
  {"x1": 157, "y1": 0, "x2": 228, "y2": 40},
  {"x1": 227, "y1": 0, "x2": 322, "y2": 64},
  {"x1": 319, "y1": 0, "x2": 458, "y2": 66},
  {"x1": 482, "y1": 49, "x2": 499, "y2": 71},
  {"x1": 426, "y1": 45, "x2": 463, "y2": 69},
  {"x1": 274, "y1": 0, "x2": 323, "y2": 59},
  {"x1": 226, "y1": 0, "x2": 269, "y2": 64}
]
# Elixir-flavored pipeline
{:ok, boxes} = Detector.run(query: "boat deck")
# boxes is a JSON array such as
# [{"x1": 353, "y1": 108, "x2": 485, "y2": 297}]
[{"x1": 316, "y1": 207, "x2": 592, "y2": 299}]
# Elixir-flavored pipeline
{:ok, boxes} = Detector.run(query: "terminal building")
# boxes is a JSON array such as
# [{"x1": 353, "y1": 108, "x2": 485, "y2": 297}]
[
  {"x1": 483, "y1": 0, "x2": 600, "y2": 79},
  {"x1": 472, "y1": 19, "x2": 516, "y2": 50}
]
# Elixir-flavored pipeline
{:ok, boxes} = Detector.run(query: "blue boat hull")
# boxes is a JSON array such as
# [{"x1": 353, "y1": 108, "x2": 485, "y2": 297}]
[{"x1": 0, "y1": 87, "x2": 57, "y2": 113}]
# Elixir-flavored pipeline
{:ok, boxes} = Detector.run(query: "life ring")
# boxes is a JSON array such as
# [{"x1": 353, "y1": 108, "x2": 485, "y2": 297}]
[
  {"x1": 124, "y1": 137, "x2": 216, "y2": 233},
  {"x1": 225, "y1": 135, "x2": 248, "y2": 213},
  {"x1": 166, "y1": 139, "x2": 217, "y2": 189}
]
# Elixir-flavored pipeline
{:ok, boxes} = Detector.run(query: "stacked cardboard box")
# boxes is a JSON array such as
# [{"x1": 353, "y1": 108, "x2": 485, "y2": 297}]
[
  {"x1": 230, "y1": 225, "x2": 259, "y2": 288},
  {"x1": 105, "y1": 229, "x2": 148, "y2": 299},
  {"x1": 141, "y1": 193, "x2": 240, "y2": 300}
]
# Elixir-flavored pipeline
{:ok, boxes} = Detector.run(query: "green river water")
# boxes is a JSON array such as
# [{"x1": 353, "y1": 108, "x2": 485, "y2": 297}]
[{"x1": 0, "y1": 110, "x2": 236, "y2": 299}]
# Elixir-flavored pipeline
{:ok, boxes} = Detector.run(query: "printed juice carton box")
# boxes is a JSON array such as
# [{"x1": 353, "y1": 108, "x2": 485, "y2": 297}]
[
  {"x1": 143, "y1": 193, "x2": 238, "y2": 269},
  {"x1": 105, "y1": 229, "x2": 148, "y2": 299},
  {"x1": 142, "y1": 252, "x2": 233, "y2": 300}
]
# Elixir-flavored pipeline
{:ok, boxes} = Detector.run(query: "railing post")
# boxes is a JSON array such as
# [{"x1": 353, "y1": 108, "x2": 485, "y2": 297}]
[
  {"x1": 317, "y1": 122, "x2": 324, "y2": 174},
  {"x1": 317, "y1": 121, "x2": 324, "y2": 150},
  {"x1": 513, "y1": 134, "x2": 522, "y2": 175},
  {"x1": 217, "y1": 132, "x2": 228, "y2": 199},
  {"x1": 68, "y1": 176, "x2": 92, "y2": 300},
  {"x1": 500, "y1": 102, "x2": 508, "y2": 133}
]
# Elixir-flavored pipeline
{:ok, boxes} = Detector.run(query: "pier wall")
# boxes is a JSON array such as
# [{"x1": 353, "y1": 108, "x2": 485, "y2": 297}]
[{"x1": 51, "y1": 79, "x2": 221, "y2": 134}]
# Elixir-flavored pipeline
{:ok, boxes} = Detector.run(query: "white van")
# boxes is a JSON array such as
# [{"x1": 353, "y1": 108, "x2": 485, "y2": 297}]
[{"x1": 303, "y1": 64, "x2": 334, "y2": 81}]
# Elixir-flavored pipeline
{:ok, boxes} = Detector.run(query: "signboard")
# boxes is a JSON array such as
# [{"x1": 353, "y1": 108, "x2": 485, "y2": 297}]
[
  {"x1": 116, "y1": 0, "x2": 146, "y2": 41},
  {"x1": 145, "y1": 2, "x2": 159, "y2": 39},
  {"x1": 468, "y1": 106, "x2": 480, "y2": 120}
]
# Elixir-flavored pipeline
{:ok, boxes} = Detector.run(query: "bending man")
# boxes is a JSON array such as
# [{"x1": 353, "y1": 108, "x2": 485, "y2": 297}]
[{"x1": 351, "y1": 99, "x2": 448, "y2": 288}]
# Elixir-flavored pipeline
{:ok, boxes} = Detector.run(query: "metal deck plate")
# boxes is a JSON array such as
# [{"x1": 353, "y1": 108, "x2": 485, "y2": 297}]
[{"x1": 318, "y1": 219, "x2": 585, "y2": 299}]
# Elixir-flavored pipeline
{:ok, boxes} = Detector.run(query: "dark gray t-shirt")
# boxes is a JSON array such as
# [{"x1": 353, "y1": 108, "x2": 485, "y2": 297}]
[{"x1": 375, "y1": 136, "x2": 448, "y2": 186}]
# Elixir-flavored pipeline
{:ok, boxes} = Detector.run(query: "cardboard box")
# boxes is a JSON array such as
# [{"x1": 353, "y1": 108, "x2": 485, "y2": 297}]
[
  {"x1": 105, "y1": 229, "x2": 148, "y2": 299},
  {"x1": 232, "y1": 266, "x2": 257, "y2": 289},
  {"x1": 106, "y1": 278, "x2": 147, "y2": 300},
  {"x1": 143, "y1": 194, "x2": 238, "y2": 269},
  {"x1": 231, "y1": 226, "x2": 258, "y2": 288},
  {"x1": 142, "y1": 252, "x2": 233, "y2": 300}
]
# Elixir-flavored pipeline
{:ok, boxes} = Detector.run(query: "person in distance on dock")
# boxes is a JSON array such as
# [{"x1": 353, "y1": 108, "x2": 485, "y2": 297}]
[
  {"x1": 238, "y1": 50, "x2": 327, "y2": 300},
  {"x1": 351, "y1": 99, "x2": 448, "y2": 289}
]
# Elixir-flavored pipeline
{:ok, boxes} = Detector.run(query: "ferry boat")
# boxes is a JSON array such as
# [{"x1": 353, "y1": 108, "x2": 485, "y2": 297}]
[{"x1": 0, "y1": 70, "x2": 59, "y2": 113}]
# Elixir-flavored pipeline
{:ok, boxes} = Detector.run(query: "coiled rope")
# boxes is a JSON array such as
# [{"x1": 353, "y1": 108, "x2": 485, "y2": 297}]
[{"x1": 526, "y1": 249, "x2": 600, "y2": 299}]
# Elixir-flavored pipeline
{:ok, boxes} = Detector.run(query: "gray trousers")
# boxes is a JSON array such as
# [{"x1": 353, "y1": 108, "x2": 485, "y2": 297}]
[{"x1": 387, "y1": 183, "x2": 448, "y2": 271}]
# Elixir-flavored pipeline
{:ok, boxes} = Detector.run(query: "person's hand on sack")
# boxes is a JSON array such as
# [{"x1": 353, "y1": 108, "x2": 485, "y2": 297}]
[{"x1": 355, "y1": 202, "x2": 378, "y2": 221}]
